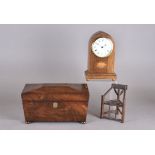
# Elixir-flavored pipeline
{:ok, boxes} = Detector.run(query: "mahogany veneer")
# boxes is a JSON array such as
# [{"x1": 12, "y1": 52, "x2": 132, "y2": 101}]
[{"x1": 21, "y1": 83, "x2": 89, "y2": 124}]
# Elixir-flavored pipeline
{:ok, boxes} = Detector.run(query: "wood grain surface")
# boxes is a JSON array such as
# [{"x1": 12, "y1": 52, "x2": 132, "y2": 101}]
[{"x1": 21, "y1": 83, "x2": 89, "y2": 123}]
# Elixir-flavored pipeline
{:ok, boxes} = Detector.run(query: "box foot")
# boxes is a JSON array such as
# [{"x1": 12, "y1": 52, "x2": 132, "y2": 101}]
[
  {"x1": 81, "y1": 121, "x2": 86, "y2": 124},
  {"x1": 25, "y1": 121, "x2": 31, "y2": 124}
]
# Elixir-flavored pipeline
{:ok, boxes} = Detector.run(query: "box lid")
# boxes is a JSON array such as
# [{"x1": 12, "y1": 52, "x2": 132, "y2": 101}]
[{"x1": 21, "y1": 83, "x2": 89, "y2": 101}]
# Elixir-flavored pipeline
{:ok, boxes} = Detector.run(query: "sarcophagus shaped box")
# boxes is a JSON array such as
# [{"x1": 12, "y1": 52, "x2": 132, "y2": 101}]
[{"x1": 21, "y1": 83, "x2": 89, "y2": 124}]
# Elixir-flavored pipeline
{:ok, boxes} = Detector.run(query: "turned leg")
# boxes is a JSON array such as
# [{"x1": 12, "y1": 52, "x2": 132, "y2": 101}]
[
  {"x1": 121, "y1": 106, "x2": 125, "y2": 123},
  {"x1": 100, "y1": 96, "x2": 104, "y2": 118}
]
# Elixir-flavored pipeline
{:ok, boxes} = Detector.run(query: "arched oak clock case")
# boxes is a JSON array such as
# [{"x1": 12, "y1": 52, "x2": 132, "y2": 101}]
[{"x1": 85, "y1": 31, "x2": 117, "y2": 80}]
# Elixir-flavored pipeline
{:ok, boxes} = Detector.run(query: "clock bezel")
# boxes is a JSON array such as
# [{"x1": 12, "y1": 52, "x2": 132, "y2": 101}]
[{"x1": 91, "y1": 37, "x2": 114, "y2": 58}]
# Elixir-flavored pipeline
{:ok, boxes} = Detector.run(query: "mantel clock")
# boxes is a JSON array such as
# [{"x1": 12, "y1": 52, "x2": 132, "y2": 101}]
[{"x1": 85, "y1": 31, "x2": 116, "y2": 81}]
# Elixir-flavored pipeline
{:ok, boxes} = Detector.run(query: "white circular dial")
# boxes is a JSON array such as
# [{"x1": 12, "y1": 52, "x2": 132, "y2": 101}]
[{"x1": 92, "y1": 38, "x2": 113, "y2": 58}]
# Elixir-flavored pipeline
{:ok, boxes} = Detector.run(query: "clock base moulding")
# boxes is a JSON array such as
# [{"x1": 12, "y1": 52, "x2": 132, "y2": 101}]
[{"x1": 85, "y1": 70, "x2": 116, "y2": 81}]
